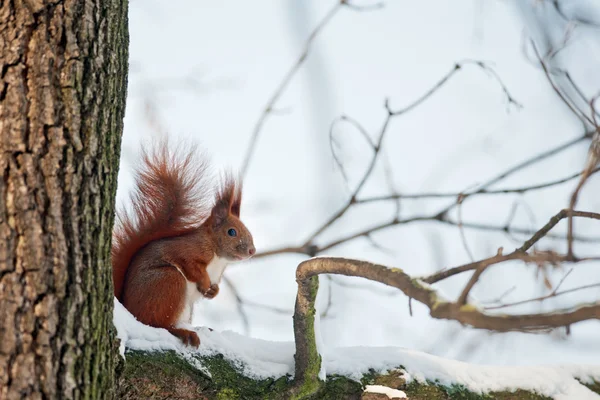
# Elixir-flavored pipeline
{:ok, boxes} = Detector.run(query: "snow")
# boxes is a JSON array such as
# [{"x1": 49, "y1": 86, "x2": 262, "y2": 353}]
[
  {"x1": 114, "y1": 299, "x2": 600, "y2": 399},
  {"x1": 364, "y1": 385, "x2": 407, "y2": 399}
]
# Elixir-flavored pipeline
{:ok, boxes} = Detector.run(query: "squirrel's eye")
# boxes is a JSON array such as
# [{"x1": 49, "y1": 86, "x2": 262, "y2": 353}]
[{"x1": 227, "y1": 228, "x2": 237, "y2": 237}]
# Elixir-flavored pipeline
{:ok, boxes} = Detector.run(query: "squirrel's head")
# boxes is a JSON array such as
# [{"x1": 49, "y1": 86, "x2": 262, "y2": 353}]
[{"x1": 208, "y1": 174, "x2": 255, "y2": 261}]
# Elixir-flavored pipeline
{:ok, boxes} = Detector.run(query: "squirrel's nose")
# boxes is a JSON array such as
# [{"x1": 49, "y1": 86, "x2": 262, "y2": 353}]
[{"x1": 248, "y1": 246, "x2": 256, "y2": 256}]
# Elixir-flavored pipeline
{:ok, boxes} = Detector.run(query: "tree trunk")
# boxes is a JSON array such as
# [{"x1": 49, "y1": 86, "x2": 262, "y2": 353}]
[{"x1": 0, "y1": 0, "x2": 128, "y2": 398}]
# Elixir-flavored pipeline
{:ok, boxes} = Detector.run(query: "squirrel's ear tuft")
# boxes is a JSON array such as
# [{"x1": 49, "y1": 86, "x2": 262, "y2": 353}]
[
  {"x1": 230, "y1": 180, "x2": 242, "y2": 217},
  {"x1": 211, "y1": 200, "x2": 229, "y2": 227},
  {"x1": 215, "y1": 171, "x2": 242, "y2": 218}
]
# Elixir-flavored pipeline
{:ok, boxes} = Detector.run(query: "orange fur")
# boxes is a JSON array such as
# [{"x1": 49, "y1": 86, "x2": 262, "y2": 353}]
[
  {"x1": 112, "y1": 139, "x2": 255, "y2": 347},
  {"x1": 112, "y1": 139, "x2": 211, "y2": 301}
]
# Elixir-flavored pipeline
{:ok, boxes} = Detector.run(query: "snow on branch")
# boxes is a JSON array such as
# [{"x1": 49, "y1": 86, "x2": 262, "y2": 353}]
[{"x1": 290, "y1": 210, "x2": 600, "y2": 396}]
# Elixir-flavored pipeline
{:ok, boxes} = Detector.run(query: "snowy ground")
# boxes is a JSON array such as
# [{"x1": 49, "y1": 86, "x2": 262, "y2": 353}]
[
  {"x1": 114, "y1": 299, "x2": 600, "y2": 400},
  {"x1": 120, "y1": 0, "x2": 600, "y2": 369}
]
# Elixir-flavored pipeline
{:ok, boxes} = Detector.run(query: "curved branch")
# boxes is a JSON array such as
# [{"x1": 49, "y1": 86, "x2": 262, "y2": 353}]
[{"x1": 290, "y1": 256, "x2": 600, "y2": 395}]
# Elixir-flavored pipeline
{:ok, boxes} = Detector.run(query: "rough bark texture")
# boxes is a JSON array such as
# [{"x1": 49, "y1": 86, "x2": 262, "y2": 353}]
[
  {"x1": 290, "y1": 275, "x2": 321, "y2": 399},
  {"x1": 0, "y1": 0, "x2": 128, "y2": 398}
]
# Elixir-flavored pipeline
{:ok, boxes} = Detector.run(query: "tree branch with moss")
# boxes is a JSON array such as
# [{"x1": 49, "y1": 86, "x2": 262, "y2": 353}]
[{"x1": 289, "y1": 209, "x2": 600, "y2": 397}]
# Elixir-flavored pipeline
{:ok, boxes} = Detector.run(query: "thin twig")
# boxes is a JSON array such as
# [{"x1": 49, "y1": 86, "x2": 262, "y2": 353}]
[
  {"x1": 551, "y1": 0, "x2": 600, "y2": 28},
  {"x1": 531, "y1": 41, "x2": 594, "y2": 126},
  {"x1": 439, "y1": 134, "x2": 590, "y2": 213},
  {"x1": 253, "y1": 210, "x2": 600, "y2": 259},
  {"x1": 553, "y1": 268, "x2": 574, "y2": 294},
  {"x1": 320, "y1": 275, "x2": 334, "y2": 319},
  {"x1": 457, "y1": 247, "x2": 504, "y2": 305},
  {"x1": 355, "y1": 166, "x2": 600, "y2": 204},
  {"x1": 390, "y1": 60, "x2": 521, "y2": 117},
  {"x1": 568, "y1": 99, "x2": 600, "y2": 257},
  {"x1": 240, "y1": 1, "x2": 343, "y2": 176},
  {"x1": 300, "y1": 60, "x2": 523, "y2": 248},
  {"x1": 329, "y1": 115, "x2": 376, "y2": 189},
  {"x1": 222, "y1": 276, "x2": 250, "y2": 335},
  {"x1": 242, "y1": 299, "x2": 292, "y2": 316},
  {"x1": 564, "y1": 71, "x2": 600, "y2": 119},
  {"x1": 343, "y1": 0, "x2": 385, "y2": 11},
  {"x1": 456, "y1": 194, "x2": 475, "y2": 262},
  {"x1": 301, "y1": 99, "x2": 394, "y2": 246},
  {"x1": 290, "y1": 207, "x2": 600, "y2": 394},
  {"x1": 481, "y1": 286, "x2": 517, "y2": 305},
  {"x1": 241, "y1": 1, "x2": 380, "y2": 176},
  {"x1": 485, "y1": 282, "x2": 600, "y2": 311},
  {"x1": 424, "y1": 209, "x2": 600, "y2": 284},
  {"x1": 253, "y1": 63, "x2": 594, "y2": 261}
]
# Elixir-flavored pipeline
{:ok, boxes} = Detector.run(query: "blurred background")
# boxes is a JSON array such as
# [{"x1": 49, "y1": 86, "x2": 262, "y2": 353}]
[{"x1": 118, "y1": 0, "x2": 600, "y2": 366}]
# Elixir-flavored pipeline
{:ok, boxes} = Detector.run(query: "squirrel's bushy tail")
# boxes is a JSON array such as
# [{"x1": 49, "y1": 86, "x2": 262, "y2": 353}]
[{"x1": 112, "y1": 139, "x2": 213, "y2": 301}]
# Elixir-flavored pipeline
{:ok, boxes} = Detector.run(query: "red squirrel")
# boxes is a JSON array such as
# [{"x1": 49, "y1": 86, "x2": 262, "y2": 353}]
[{"x1": 112, "y1": 140, "x2": 255, "y2": 347}]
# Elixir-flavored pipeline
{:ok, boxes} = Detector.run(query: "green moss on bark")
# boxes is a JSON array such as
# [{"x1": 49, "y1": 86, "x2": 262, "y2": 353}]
[
  {"x1": 291, "y1": 275, "x2": 324, "y2": 399},
  {"x1": 119, "y1": 351, "x2": 596, "y2": 400},
  {"x1": 301, "y1": 275, "x2": 324, "y2": 388},
  {"x1": 119, "y1": 350, "x2": 291, "y2": 399}
]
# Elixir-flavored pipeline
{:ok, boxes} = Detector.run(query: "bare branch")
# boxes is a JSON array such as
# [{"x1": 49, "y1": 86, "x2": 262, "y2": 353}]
[
  {"x1": 320, "y1": 275, "x2": 334, "y2": 319},
  {"x1": 456, "y1": 194, "x2": 475, "y2": 262},
  {"x1": 222, "y1": 276, "x2": 292, "y2": 321},
  {"x1": 425, "y1": 251, "x2": 520, "y2": 285},
  {"x1": 240, "y1": 1, "x2": 343, "y2": 176},
  {"x1": 481, "y1": 286, "x2": 517, "y2": 305},
  {"x1": 291, "y1": 256, "x2": 600, "y2": 394},
  {"x1": 329, "y1": 115, "x2": 375, "y2": 189},
  {"x1": 242, "y1": 299, "x2": 293, "y2": 316},
  {"x1": 531, "y1": 41, "x2": 594, "y2": 126},
  {"x1": 222, "y1": 276, "x2": 250, "y2": 335},
  {"x1": 298, "y1": 60, "x2": 523, "y2": 249},
  {"x1": 251, "y1": 58, "x2": 597, "y2": 266},
  {"x1": 343, "y1": 0, "x2": 385, "y2": 11},
  {"x1": 564, "y1": 71, "x2": 600, "y2": 120},
  {"x1": 457, "y1": 247, "x2": 504, "y2": 305},
  {"x1": 485, "y1": 282, "x2": 600, "y2": 311},
  {"x1": 551, "y1": 0, "x2": 600, "y2": 28},
  {"x1": 465, "y1": 59, "x2": 523, "y2": 110},
  {"x1": 254, "y1": 209, "x2": 600, "y2": 259},
  {"x1": 441, "y1": 133, "x2": 590, "y2": 210},
  {"x1": 289, "y1": 131, "x2": 592, "y2": 259},
  {"x1": 568, "y1": 102, "x2": 600, "y2": 257},
  {"x1": 390, "y1": 60, "x2": 521, "y2": 117},
  {"x1": 355, "y1": 166, "x2": 600, "y2": 204},
  {"x1": 518, "y1": 208, "x2": 572, "y2": 253},
  {"x1": 241, "y1": 1, "x2": 381, "y2": 177},
  {"x1": 424, "y1": 209, "x2": 600, "y2": 284}
]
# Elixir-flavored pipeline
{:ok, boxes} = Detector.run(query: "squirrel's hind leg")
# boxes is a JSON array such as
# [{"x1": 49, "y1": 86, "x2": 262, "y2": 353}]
[
  {"x1": 166, "y1": 327, "x2": 200, "y2": 347},
  {"x1": 123, "y1": 264, "x2": 200, "y2": 347}
]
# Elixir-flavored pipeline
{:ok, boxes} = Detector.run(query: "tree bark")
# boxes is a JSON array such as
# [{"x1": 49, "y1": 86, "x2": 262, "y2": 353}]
[{"x1": 0, "y1": 0, "x2": 128, "y2": 398}]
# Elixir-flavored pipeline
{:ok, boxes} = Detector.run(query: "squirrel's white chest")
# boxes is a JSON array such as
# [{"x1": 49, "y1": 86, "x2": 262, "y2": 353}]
[
  {"x1": 206, "y1": 255, "x2": 228, "y2": 285},
  {"x1": 177, "y1": 255, "x2": 228, "y2": 324}
]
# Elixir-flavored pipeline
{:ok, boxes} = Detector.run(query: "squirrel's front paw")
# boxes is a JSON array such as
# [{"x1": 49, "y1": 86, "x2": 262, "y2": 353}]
[{"x1": 202, "y1": 283, "x2": 219, "y2": 299}]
